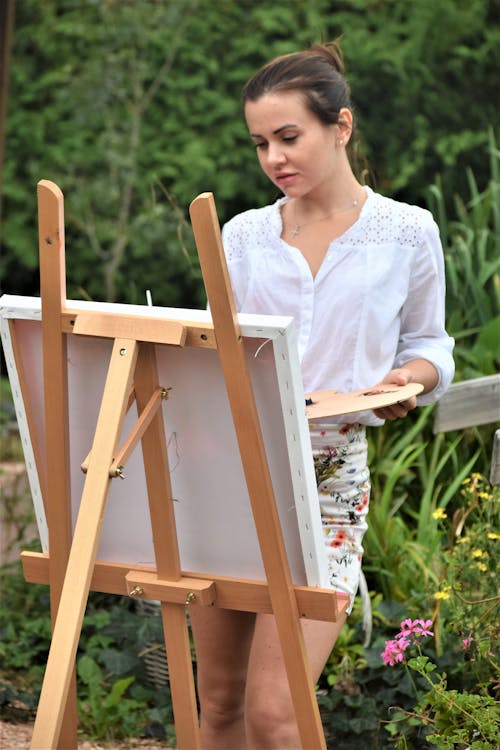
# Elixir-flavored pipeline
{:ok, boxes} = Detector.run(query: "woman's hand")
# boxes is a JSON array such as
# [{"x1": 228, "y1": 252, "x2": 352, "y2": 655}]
[
  {"x1": 371, "y1": 358, "x2": 439, "y2": 421},
  {"x1": 371, "y1": 368, "x2": 417, "y2": 421}
]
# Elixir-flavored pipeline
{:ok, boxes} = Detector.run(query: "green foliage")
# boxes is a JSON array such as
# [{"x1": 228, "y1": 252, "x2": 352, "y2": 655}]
[
  {"x1": 0, "y1": 566, "x2": 175, "y2": 742},
  {"x1": 318, "y1": 599, "x2": 434, "y2": 749},
  {"x1": 0, "y1": 377, "x2": 24, "y2": 461},
  {"x1": 0, "y1": 561, "x2": 51, "y2": 721},
  {"x1": 363, "y1": 405, "x2": 487, "y2": 604},
  {"x1": 0, "y1": 461, "x2": 498, "y2": 745},
  {"x1": 77, "y1": 654, "x2": 145, "y2": 741},
  {"x1": 385, "y1": 652, "x2": 500, "y2": 749},
  {"x1": 428, "y1": 130, "x2": 500, "y2": 379},
  {"x1": 432, "y1": 474, "x2": 500, "y2": 691},
  {"x1": 3, "y1": 0, "x2": 206, "y2": 305},
  {"x1": 410, "y1": 669, "x2": 499, "y2": 750},
  {"x1": 360, "y1": 139, "x2": 499, "y2": 605},
  {"x1": 379, "y1": 476, "x2": 500, "y2": 749},
  {"x1": 335, "y1": 0, "x2": 499, "y2": 202}
]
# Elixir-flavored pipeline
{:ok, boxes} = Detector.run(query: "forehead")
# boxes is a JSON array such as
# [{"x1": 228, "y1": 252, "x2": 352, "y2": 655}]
[{"x1": 244, "y1": 91, "x2": 317, "y2": 134}]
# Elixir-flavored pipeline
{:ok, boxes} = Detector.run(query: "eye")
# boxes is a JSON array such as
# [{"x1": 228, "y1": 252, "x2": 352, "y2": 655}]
[
  {"x1": 253, "y1": 141, "x2": 267, "y2": 150},
  {"x1": 282, "y1": 135, "x2": 298, "y2": 143}
]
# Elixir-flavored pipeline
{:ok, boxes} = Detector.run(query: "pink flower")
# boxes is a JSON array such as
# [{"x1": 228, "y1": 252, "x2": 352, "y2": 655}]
[
  {"x1": 413, "y1": 619, "x2": 434, "y2": 637},
  {"x1": 462, "y1": 636, "x2": 474, "y2": 650},
  {"x1": 398, "y1": 618, "x2": 434, "y2": 638},
  {"x1": 381, "y1": 637, "x2": 411, "y2": 666},
  {"x1": 381, "y1": 617, "x2": 434, "y2": 667}
]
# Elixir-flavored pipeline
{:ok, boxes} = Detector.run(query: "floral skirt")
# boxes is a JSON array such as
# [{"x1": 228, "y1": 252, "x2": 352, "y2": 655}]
[{"x1": 309, "y1": 423, "x2": 370, "y2": 613}]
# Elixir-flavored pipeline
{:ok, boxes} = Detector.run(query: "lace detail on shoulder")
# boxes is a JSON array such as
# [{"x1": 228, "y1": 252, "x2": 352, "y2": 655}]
[
  {"x1": 337, "y1": 193, "x2": 432, "y2": 249},
  {"x1": 222, "y1": 202, "x2": 283, "y2": 263}
]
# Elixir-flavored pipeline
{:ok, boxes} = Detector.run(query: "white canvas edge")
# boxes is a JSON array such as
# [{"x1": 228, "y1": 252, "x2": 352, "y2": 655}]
[
  {"x1": 270, "y1": 329, "x2": 330, "y2": 588},
  {"x1": 0, "y1": 295, "x2": 293, "y2": 331},
  {"x1": 0, "y1": 294, "x2": 327, "y2": 587},
  {"x1": 0, "y1": 314, "x2": 49, "y2": 549}
]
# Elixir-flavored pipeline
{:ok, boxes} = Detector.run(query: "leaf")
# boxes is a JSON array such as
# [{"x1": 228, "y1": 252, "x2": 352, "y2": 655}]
[
  {"x1": 103, "y1": 676, "x2": 135, "y2": 709},
  {"x1": 77, "y1": 655, "x2": 103, "y2": 686}
]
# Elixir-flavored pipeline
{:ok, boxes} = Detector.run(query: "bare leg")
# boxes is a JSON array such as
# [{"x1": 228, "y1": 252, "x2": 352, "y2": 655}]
[
  {"x1": 190, "y1": 606, "x2": 256, "y2": 749},
  {"x1": 245, "y1": 613, "x2": 346, "y2": 749}
]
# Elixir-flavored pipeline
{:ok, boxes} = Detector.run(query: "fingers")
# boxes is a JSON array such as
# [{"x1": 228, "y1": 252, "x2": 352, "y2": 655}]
[
  {"x1": 372, "y1": 367, "x2": 415, "y2": 420},
  {"x1": 381, "y1": 368, "x2": 412, "y2": 387},
  {"x1": 373, "y1": 396, "x2": 417, "y2": 421}
]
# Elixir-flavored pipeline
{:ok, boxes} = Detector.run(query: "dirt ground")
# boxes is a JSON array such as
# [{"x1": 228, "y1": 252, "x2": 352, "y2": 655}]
[{"x1": 0, "y1": 720, "x2": 171, "y2": 749}]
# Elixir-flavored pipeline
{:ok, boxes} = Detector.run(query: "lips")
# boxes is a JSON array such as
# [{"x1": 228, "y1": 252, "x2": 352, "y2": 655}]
[{"x1": 275, "y1": 172, "x2": 297, "y2": 186}]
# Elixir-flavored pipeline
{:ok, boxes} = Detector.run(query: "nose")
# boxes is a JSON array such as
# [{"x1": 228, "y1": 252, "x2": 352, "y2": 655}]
[{"x1": 266, "y1": 142, "x2": 286, "y2": 167}]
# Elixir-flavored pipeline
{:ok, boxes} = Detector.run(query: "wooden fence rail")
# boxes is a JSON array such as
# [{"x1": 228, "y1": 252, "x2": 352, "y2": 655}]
[{"x1": 433, "y1": 374, "x2": 500, "y2": 486}]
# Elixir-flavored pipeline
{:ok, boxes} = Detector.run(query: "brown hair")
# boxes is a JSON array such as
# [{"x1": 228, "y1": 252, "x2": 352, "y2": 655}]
[{"x1": 242, "y1": 40, "x2": 353, "y2": 129}]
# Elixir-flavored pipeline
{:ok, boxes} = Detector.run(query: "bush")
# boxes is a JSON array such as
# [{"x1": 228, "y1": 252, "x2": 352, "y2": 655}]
[{"x1": 0, "y1": 567, "x2": 176, "y2": 744}]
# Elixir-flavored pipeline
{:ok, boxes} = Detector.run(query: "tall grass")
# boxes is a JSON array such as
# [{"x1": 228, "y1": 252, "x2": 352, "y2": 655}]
[
  {"x1": 428, "y1": 128, "x2": 500, "y2": 379},
  {"x1": 365, "y1": 132, "x2": 499, "y2": 604},
  {"x1": 365, "y1": 409, "x2": 480, "y2": 602}
]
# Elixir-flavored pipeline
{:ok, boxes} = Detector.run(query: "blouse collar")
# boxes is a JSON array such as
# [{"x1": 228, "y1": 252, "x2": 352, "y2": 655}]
[{"x1": 269, "y1": 186, "x2": 375, "y2": 244}]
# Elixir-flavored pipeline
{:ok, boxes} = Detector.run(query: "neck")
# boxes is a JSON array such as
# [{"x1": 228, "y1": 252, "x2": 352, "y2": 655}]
[
  {"x1": 292, "y1": 182, "x2": 364, "y2": 220},
  {"x1": 295, "y1": 171, "x2": 362, "y2": 209}
]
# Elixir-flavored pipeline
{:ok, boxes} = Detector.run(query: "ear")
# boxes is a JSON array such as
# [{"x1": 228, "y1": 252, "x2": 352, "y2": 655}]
[{"x1": 336, "y1": 107, "x2": 353, "y2": 144}]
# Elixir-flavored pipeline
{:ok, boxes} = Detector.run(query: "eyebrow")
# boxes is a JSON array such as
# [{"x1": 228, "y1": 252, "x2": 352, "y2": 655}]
[{"x1": 249, "y1": 123, "x2": 299, "y2": 138}]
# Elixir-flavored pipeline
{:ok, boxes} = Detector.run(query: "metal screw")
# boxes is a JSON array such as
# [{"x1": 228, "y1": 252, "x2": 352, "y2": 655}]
[
  {"x1": 119, "y1": 348, "x2": 127, "y2": 356},
  {"x1": 115, "y1": 466, "x2": 125, "y2": 479},
  {"x1": 185, "y1": 592, "x2": 196, "y2": 605},
  {"x1": 129, "y1": 586, "x2": 144, "y2": 597}
]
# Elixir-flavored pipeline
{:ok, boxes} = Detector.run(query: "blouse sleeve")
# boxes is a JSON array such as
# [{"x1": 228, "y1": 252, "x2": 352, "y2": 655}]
[
  {"x1": 393, "y1": 213, "x2": 455, "y2": 404},
  {"x1": 221, "y1": 216, "x2": 251, "y2": 311}
]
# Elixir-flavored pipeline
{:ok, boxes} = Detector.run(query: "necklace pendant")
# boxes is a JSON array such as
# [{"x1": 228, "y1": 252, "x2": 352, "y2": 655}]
[{"x1": 291, "y1": 225, "x2": 300, "y2": 238}]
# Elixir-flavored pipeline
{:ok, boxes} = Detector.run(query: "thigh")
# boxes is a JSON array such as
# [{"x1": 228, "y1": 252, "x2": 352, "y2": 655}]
[
  {"x1": 246, "y1": 612, "x2": 346, "y2": 698},
  {"x1": 244, "y1": 613, "x2": 346, "y2": 747},
  {"x1": 190, "y1": 606, "x2": 256, "y2": 696}
]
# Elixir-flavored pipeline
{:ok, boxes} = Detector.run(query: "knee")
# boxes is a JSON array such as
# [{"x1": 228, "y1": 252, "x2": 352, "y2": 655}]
[
  {"x1": 245, "y1": 686, "x2": 298, "y2": 748},
  {"x1": 198, "y1": 676, "x2": 246, "y2": 732}
]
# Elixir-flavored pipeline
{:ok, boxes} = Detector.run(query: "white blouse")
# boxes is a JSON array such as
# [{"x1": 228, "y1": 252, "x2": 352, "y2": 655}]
[{"x1": 221, "y1": 186, "x2": 455, "y2": 426}]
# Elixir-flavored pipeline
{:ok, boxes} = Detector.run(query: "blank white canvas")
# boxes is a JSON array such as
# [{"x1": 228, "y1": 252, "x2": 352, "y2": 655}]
[{"x1": 0, "y1": 296, "x2": 329, "y2": 588}]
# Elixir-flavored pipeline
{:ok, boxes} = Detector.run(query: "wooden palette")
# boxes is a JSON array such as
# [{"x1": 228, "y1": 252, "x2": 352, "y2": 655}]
[{"x1": 305, "y1": 382, "x2": 424, "y2": 419}]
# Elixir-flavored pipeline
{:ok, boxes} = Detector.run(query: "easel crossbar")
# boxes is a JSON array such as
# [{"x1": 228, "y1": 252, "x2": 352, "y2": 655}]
[
  {"x1": 73, "y1": 311, "x2": 187, "y2": 346},
  {"x1": 62, "y1": 309, "x2": 217, "y2": 349},
  {"x1": 81, "y1": 386, "x2": 168, "y2": 477},
  {"x1": 21, "y1": 552, "x2": 350, "y2": 622}
]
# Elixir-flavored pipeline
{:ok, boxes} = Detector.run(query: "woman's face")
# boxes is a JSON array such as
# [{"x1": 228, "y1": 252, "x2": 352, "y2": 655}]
[{"x1": 244, "y1": 90, "x2": 341, "y2": 199}]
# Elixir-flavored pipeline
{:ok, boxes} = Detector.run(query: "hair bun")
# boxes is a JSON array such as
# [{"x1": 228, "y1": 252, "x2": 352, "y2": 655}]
[
  {"x1": 242, "y1": 37, "x2": 353, "y2": 133},
  {"x1": 310, "y1": 40, "x2": 345, "y2": 76}
]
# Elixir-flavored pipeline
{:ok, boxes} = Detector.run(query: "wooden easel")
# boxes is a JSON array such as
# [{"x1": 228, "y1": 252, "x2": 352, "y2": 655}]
[{"x1": 21, "y1": 181, "x2": 348, "y2": 749}]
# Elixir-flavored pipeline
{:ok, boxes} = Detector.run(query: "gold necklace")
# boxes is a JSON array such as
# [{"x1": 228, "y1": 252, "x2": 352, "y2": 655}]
[{"x1": 290, "y1": 196, "x2": 361, "y2": 238}]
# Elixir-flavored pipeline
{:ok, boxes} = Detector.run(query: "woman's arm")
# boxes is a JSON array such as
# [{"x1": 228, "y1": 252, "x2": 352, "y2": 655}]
[
  {"x1": 372, "y1": 357, "x2": 439, "y2": 421},
  {"x1": 390, "y1": 216, "x2": 454, "y2": 406}
]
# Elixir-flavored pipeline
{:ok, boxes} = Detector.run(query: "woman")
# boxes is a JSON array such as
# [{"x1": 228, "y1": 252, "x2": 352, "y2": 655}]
[{"x1": 190, "y1": 41, "x2": 454, "y2": 749}]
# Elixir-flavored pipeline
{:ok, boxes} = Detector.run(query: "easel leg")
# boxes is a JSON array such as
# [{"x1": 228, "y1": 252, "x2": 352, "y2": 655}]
[
  {"x1": 161, "y1": 604, "x2": 200, "y2": 748},
  {"x1": 38, "y1": 179, "x2": 78, "y2": 747},
  {"x1": 190, "y1": 192, "x2": 327, "y2": 749},
  {"x1": 30, "y1": 338, "x2": 139, "y2": 749},
  {"x1": 134, "y1": 343, "x2": 200, "y2": 749}
]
